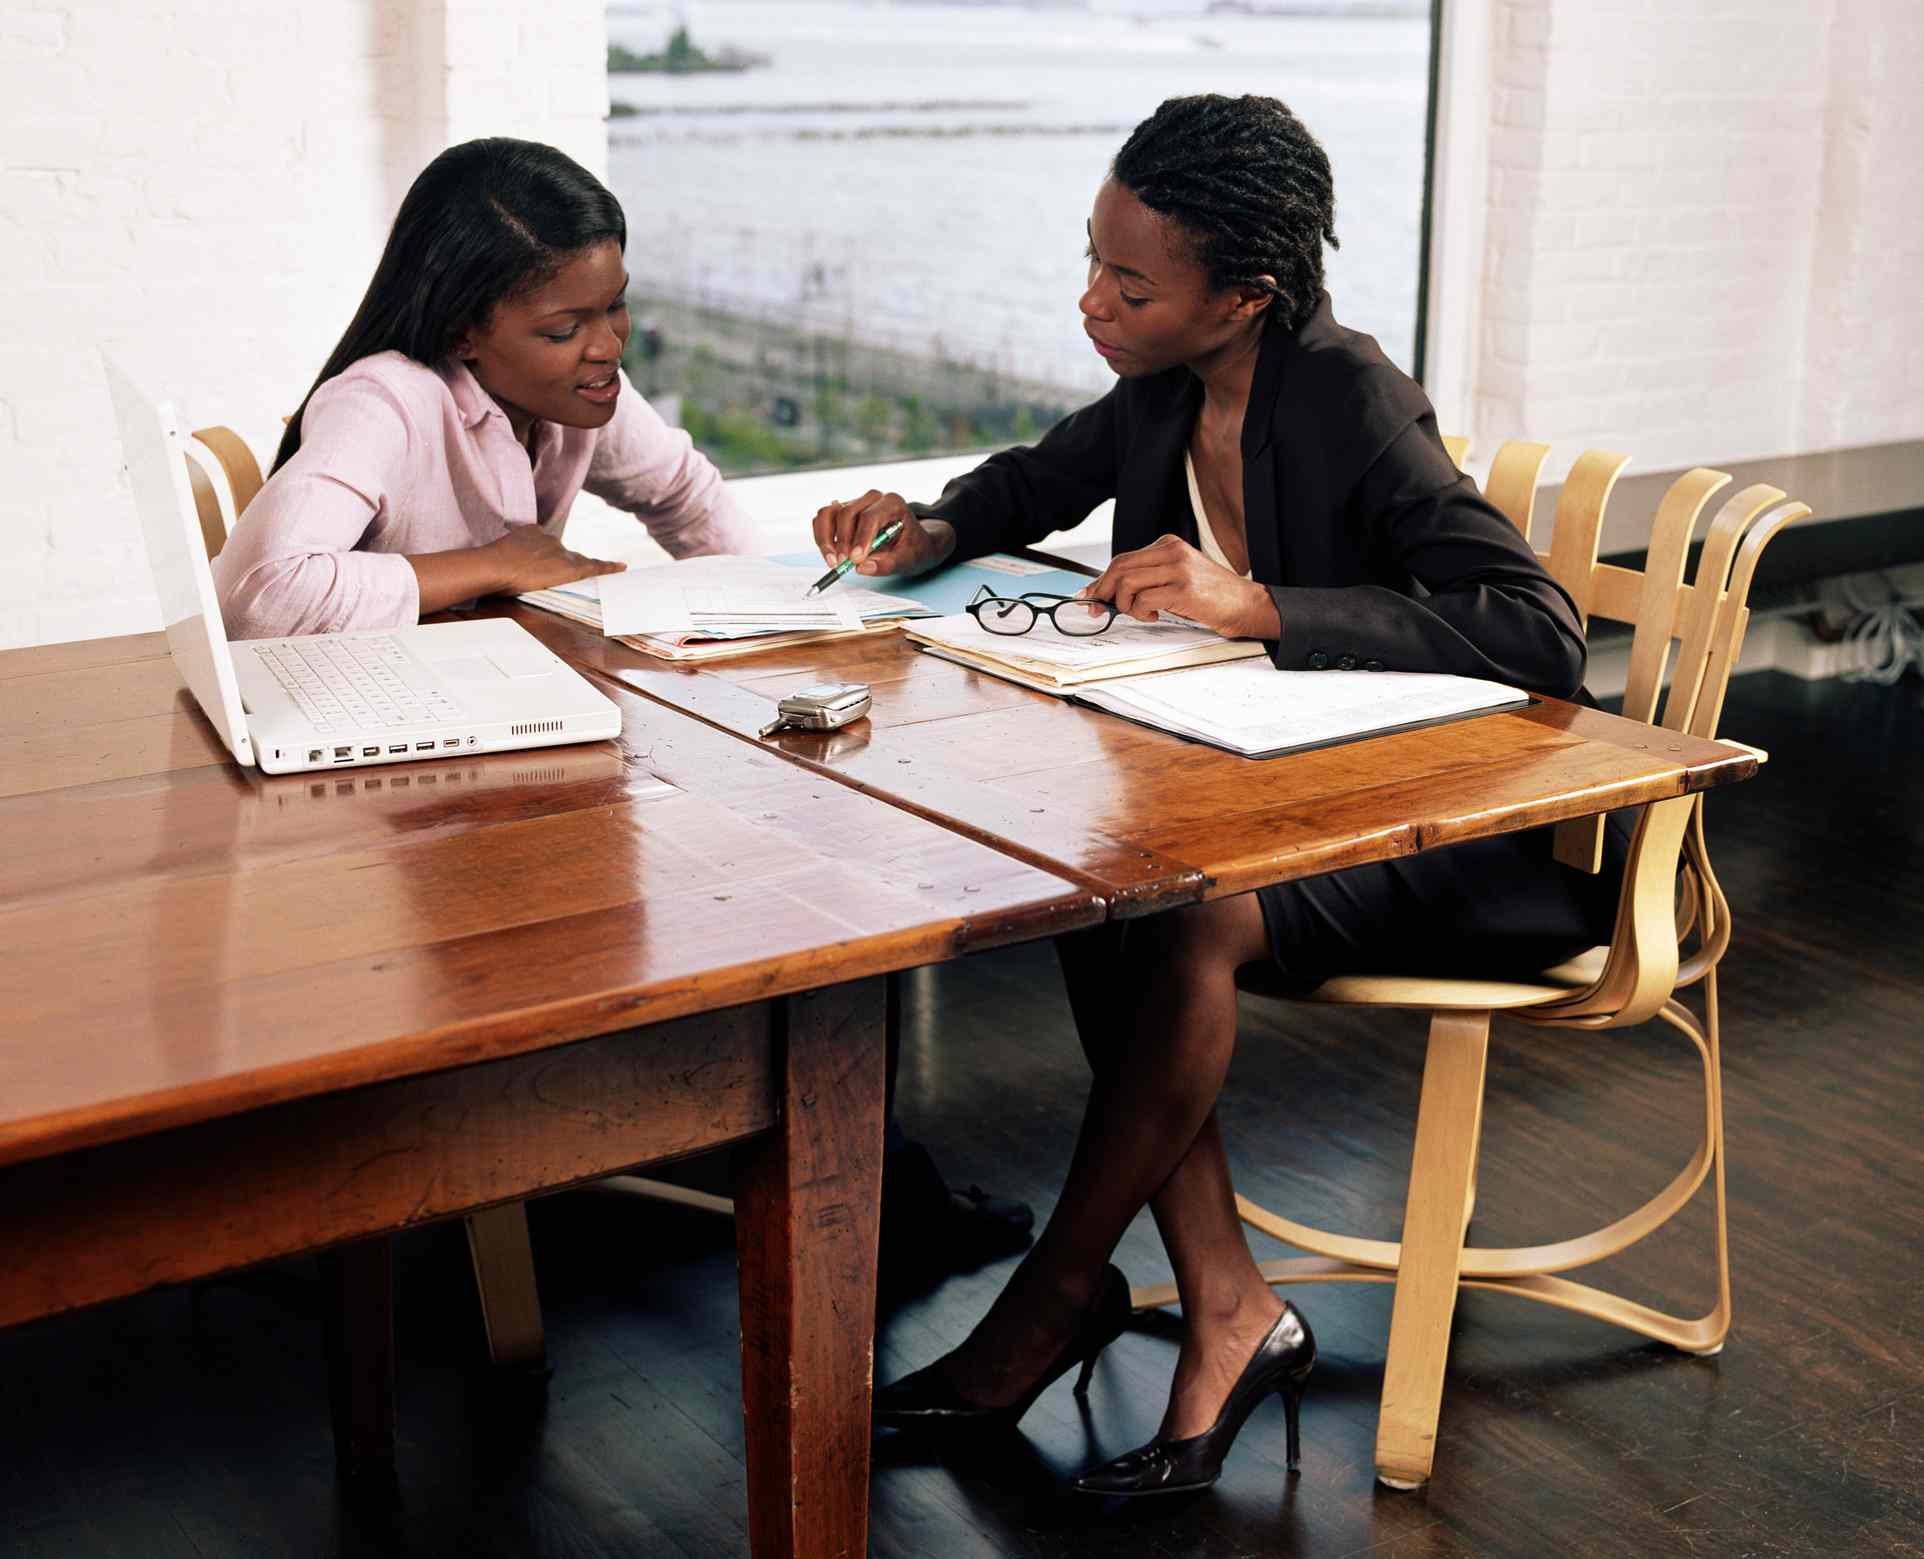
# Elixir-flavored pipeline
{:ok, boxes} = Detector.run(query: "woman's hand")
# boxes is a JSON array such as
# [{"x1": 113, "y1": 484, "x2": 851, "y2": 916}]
[
  {"x1": 410, "y1": 526, "x2": 623, "y2": 615},
  {"x1": 810, "y1": 490, "x2": 956, "y2": 578},
  {"x1": 484, "y1": 524, "x2": 628, "y2": 594},
  {"x1": 1079, "y1": 534, "x2": 1281, "y2": 640}
]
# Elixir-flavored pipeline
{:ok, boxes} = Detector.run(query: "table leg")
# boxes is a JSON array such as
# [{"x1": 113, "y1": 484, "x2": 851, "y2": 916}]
[
  {"x1": 322, "y1": 1235, "x2": 398, "y2": 1502},
  {"x1": 734, "y1": 978, "x2": 886, "y2": 1559}
]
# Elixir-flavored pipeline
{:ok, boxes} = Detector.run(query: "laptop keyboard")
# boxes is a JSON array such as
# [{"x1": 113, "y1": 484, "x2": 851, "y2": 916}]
[{"x1": 252, "y1": 637, "x2": 462, "y2": 734}]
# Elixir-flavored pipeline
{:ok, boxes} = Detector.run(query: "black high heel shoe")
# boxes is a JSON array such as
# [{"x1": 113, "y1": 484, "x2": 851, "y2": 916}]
[
  {"x1": 872, "y1": 1264, "x2": 1132, "y2": 1432},
  {"x1": 1070, "y1": 1301, "x2": 1315, "y2": 1498}
]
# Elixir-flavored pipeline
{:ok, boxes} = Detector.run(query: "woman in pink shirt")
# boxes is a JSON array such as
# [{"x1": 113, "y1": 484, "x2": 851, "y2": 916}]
[{"x1": 214, "y1": 138, "x2": 754, "y2": 640}]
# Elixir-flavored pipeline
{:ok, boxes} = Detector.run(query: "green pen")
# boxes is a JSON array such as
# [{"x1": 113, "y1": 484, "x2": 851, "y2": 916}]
[{"x1": 805, "y1": 518, "x2": 905, "y2": 597}]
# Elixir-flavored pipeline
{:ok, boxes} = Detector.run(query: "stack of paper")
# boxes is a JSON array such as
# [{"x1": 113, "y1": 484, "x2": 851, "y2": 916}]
[
  {"x1": 521, "y1": 557, "x2": 931, "y2": 662},
  {"x1": 903, "y1": 611, "x2": 1266, "y2": 689},
  {"x1": 1074, "y1": 660, "x2": 1530, "y2": 757}
]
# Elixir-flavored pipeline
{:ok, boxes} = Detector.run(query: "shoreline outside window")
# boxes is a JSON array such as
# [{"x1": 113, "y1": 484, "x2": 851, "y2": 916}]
[{"x1": 606, "y1": 0, "x2": 1439, "y2": 478}]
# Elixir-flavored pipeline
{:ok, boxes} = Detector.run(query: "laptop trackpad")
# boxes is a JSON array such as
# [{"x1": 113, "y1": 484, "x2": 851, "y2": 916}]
[
  {"x1": 488, "y1": 645, "x2": 557, "y2": 678},
  {"x1": 432, "y1": 655, "x2": 510, "y2": 681},
  {"x1": 428, "y1": 649, "x2": 556, "y2": 681}
]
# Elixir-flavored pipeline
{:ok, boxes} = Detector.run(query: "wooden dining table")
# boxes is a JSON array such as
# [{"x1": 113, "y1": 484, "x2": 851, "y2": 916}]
[
  {"x1": 486, "y1": 596, "x2": 1759, "y2": 913},
  {"x1": 0, "y1": 585, "x2": 1760, "y2": 1558},
  {"x1": 0, "y1": 627, "x2": 1105, "y2": 1559}
]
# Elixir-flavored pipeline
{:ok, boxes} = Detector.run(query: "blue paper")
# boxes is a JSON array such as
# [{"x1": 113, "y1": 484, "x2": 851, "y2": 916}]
[{"x1": 769, "y1": 551, "x2": 1096, "y2": 617}]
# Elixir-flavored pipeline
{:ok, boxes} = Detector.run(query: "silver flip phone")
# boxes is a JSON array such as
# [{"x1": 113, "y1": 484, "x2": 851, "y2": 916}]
[{"x1": 758, "y1": 681, "x2": 873, "y2": 738}]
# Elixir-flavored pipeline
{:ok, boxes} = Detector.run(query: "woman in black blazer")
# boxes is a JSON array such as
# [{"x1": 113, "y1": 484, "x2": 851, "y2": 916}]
[{"x1": 814, "y1": 94, "x2": 1621, "y2": 1497}]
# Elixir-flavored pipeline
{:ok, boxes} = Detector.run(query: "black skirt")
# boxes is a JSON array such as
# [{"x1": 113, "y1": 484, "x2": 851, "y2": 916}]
[{"x1": 1250, "y1": 810, "x2": 1635, "y2": 997}]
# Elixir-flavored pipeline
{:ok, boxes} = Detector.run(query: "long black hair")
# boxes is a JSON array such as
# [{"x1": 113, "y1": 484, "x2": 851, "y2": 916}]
[
  {"x1": 1110, "y1": 94, "x2": 1338, "y2": 333},
  {"x1": 272, "y1": 138, "x2": 627, "y2": 473}
]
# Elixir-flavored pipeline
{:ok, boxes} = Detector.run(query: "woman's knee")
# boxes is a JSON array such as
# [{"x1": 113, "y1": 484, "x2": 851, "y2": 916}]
[{"x1": 1132, "y1": 894, "x2": 1269, "y2": 981}]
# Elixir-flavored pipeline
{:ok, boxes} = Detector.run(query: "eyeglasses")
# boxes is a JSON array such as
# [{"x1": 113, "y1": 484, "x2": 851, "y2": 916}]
[{"x1": 965, "y1": 586, "x2": 1118, "y2": 638}]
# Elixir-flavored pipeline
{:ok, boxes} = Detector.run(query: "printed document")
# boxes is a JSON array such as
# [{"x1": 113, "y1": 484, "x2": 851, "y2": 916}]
[
  {"x1": 596, "y1": 557, "x2": 879, "y2": 637},
  {"x1": 1075, "y1": 661, "x2": 1529, "y2": 756}
]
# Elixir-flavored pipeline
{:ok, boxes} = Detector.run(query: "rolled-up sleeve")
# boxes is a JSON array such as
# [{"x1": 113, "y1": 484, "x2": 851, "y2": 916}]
[
  {"x1": 212, "y1": 376, "x2": 422, "y2": 639},
  {"x1": 583, "y1": 376, "x2": 755, "y2": 556}
]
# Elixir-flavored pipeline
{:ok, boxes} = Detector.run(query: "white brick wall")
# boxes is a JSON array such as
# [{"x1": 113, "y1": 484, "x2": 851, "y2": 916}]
[
  {"x1": 7, "y1": 2, "x2": 1917, "y2": 649},
  {"x1": 0, "y1": 0, "x2": 606, "y2": 649},
  {"x1": 1431, "y1": 0, "x2": 1924, "y2": 479},
  {"x1": 1799, "y1": 0, "x2": 1924, "y2": 453}
]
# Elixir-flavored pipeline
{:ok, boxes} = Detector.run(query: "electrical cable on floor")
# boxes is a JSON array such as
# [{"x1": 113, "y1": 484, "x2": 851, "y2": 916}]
[{"x1": 1811, "y1": 573, "x2": 1924, "y2": 686}]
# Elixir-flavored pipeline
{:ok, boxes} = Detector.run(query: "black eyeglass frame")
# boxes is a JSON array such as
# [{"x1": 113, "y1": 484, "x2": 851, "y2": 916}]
[{"x1": 963, "y1": 585, "x2": 1119, "y2": 637}]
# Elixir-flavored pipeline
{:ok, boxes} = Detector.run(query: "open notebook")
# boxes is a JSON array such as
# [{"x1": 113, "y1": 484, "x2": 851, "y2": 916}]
[{"x1": 904, "y1": 611, "x2": 1266, "y2": 688}]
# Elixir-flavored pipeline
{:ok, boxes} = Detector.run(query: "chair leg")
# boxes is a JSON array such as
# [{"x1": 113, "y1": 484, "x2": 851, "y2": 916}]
[
  {"x1": 465, "y1": 1203, "x2": 546, "y2": 1372},
  {"x1": 1681, "y1": 968, "x2": 1732, "y2": 1355},
  {"x1": 1375, "y1": 1008, "x2": 1491, "y2": 1491}
]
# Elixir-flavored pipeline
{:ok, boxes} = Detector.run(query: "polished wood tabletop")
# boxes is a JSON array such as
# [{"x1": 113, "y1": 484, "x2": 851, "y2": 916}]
[
  {"x1": 0, "y1": 626, "x2": 1104, "y2": 1559},
  {"x1": 0, "y1": 630, "x2": 1099, "y2": 1167},
  {"x1": 482, "y1": 600, "x2": 1759, "y2": 915},
  {"x1": 0, "y1": 598, "x2": 1759, "y2": 1559}
]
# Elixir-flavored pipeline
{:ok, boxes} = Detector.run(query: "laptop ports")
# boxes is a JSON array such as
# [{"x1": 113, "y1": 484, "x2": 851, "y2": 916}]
[
  {"x1": 388, "y1": 744, "x2": 407, "y2": 754},
  {"x1": 308, "y1": 749, "x2": 323, "y2": 763},
  {"x1": 362, "y1": 746, "x2": 380, "y2": 757},
  {"x1": 415, "y1": 741, "x2": 434, "y2": 751},
  {"x1": 334, "y1": 746, "x2": 352, "y2": 759},
  {"x1": 442, "y1": 738, "x2": 460, "y2": 749}
]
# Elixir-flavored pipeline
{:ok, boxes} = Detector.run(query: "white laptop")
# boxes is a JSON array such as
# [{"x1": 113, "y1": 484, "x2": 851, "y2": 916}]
[{"x1": 103, "y1": 355, "x2": 623, "y2": 775}]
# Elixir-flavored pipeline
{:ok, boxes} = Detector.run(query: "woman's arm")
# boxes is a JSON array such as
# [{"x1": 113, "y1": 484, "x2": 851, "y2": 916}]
[
  {"x1": 582, "y1": 374, "x2": 758, "y2": 556},
  {"x1": 1079, "y1": 416, "x2": 1583, "y2": 694},
  {"x1": 811, "y1": 385, "x2": 1129, "y2": 574},
  {"x1": 407, "y1": 527, "x2": 625, "y2": 614},
  {"x1": 1263, "y1": 419, "x2": 1586, "y2": 695},
  {"x1": 211, "y1": 376, "x2": 428, "y2": 639},
  {"x1": 913, "y1": 385, "x2": 1126, "y2": 561},
  {"x1": 215, "y1": 373, "x2": 624, "y2": 638}
]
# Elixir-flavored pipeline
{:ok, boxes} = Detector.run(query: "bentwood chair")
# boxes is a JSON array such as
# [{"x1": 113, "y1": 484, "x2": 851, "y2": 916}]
[
  {"x1": 179, "y1": 424, "x2": 264, "y2": 559},
  {"x1": 178, "y1": 425, "x2": 550, "y2": 1375},
  {"x1": 1145, "y1": 450, "x2": 1808, "y2": 1489}
]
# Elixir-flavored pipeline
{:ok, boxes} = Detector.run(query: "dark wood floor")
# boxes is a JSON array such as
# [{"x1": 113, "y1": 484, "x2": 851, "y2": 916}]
[{"x1": 5, "y1": 670, "x2": 1921, "y2": 1558}]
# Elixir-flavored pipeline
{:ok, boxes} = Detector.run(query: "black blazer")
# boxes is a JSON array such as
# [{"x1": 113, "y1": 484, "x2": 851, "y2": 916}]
[{"x1": 917, "y1": 293, "x2": 1588, "y2": 700}]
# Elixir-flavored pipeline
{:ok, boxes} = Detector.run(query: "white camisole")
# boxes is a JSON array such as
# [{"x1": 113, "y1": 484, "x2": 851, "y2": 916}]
[{"x1": 1184, "y1": 447, "x2": 1252, "y2": 580}]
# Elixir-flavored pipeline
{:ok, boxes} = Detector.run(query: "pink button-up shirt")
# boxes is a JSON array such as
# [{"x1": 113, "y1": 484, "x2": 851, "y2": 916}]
[{"x1": 212, "y1": 350, "x2": 754, "y2": 639}]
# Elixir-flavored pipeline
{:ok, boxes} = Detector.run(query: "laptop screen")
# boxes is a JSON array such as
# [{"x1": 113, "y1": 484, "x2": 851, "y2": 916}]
[{"x1": 100, "y1": 353, "x2": 256, "y2": 767}]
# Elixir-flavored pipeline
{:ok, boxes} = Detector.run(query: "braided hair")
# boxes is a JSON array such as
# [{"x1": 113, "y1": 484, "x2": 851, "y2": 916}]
[{"x1": 1111, "y1": 94, "x2": 1338, "y2": 332}]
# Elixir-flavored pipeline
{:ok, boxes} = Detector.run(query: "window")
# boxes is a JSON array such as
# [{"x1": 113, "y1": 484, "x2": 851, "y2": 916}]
[{"x1": 609, "y1": 1, "x2": 1435, "y2": 476}]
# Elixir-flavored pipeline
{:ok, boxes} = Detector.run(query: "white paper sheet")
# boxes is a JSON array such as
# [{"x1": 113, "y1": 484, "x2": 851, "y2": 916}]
[
  {"x1": 1076, "y1": 662, "x2": 1527, "y2": 755},
  {"x1": 560, "y1": 556, "x2": 926, "y2": 638}
]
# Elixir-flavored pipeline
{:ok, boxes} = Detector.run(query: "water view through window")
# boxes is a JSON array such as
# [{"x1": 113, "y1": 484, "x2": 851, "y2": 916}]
[{"x1": 608, "y1": 0, "x2": 1433, "y2": 476}]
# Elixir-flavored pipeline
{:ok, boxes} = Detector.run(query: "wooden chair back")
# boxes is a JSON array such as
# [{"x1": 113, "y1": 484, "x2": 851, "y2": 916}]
[
  {"x1": 178, "y1": 426, "x2": 265, "y2": 562},
  {"x1": 1408, "y1": 434, "x2": 1802, "y2": 759},
  {"x1": 1219, "y1": 440, "x2": 1808, "y2": 1486},
  {"x1": 1483, "y1": 440, "x2": 1553, "y2": 545},
  {"x1": 1440, "y1": 436, "x2": 1553, "y2": 545},
  {"x1": 1525, "y1": 464, "x2": 1809, "y2": 1025}
]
